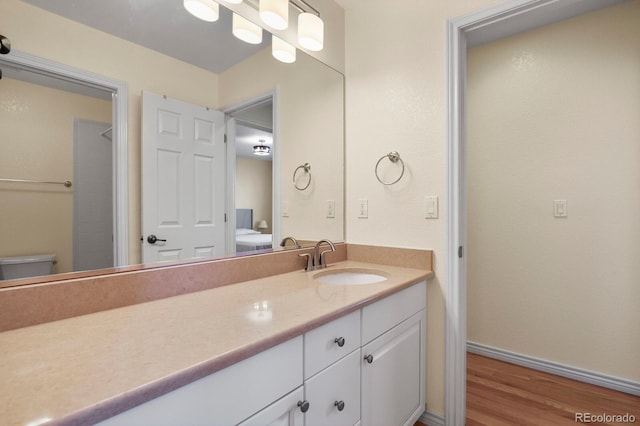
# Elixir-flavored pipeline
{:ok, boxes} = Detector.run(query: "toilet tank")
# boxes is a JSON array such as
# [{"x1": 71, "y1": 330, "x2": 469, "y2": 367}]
[{"x1": 0, "y1": 254, "x2": 55, "y2": 280}]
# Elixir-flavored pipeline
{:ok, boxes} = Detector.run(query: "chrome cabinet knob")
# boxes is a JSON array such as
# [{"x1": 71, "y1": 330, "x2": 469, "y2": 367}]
[
  {"x1": 334, "y1": 337, "x2": 345, "y2": 347},
  {"x1": 364, "y1": 354, "x2": 373, "y2": 364},
  {"x1": 334, "y1": 400, "x2": 345, "y2": 411},
  {"x1": 298, "y1": 400, "x2": 310, "y2": 413}
]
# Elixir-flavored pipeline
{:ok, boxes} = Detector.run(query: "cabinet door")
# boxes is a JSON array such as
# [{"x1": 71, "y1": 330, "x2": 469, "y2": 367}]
[
  {"x1": 361, "y1": 310, "x2": 425, "y2": 426},
  {"x1": 238, "y1": 387, "x2": 305, "y2": 426},
  {"x1": 305, "y1": 349, "x2": 361, "y2": 426}
]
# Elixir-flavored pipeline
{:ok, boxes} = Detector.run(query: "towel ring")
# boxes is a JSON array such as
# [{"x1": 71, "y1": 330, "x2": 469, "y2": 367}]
[
  {"x1": 375, "y1": 151, "x2": 405, "y2": 185},
  {"x1": 293, "y1": 163, "x2": 312, "y2": 191}
]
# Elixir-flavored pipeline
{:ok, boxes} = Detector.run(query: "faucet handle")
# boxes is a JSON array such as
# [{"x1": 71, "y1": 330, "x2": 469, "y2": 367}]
[
  {"x1": 319, "y1": 248, "x2": 334, "y2": 268},
  {"x1": 299, "y1": 253, "x2": 313, "y2": 271}
]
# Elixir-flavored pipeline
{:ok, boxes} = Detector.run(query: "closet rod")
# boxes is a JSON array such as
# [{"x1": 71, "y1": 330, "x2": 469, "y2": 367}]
[{"x1": 0, "y1": 178, "x2": 72, "y2": 188}]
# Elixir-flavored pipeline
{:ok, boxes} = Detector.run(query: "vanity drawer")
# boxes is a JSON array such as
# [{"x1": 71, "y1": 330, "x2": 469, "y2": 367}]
[
  {"x1": 304, "y1": 349, "x2": 361, "y2": 426},
  {"x1": 361, "y1": 281, "x2": 426, "y2": 344},
  {"x1": 304, "y1": 310, "x2": 360, "y2": 379}
]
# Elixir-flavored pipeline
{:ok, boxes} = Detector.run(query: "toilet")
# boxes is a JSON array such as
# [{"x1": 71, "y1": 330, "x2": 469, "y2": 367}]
[{"x1": 0, "y1": 254, "x2": 55, "y2": 280}]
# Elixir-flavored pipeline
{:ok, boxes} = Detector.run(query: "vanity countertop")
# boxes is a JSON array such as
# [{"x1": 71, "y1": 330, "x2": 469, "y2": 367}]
[{"x1": 0, "y1": 260, "x2": 431, "y2": 426}]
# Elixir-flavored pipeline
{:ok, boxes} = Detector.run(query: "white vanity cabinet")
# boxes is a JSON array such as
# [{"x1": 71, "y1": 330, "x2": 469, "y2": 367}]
[
  {"x1": 97, "y1": 337, "x2": 304, "y2": 426},
  {"x1": 303, "y1": 310, "x2": 361, "y2": 426},
  {"x1": 97, "y1": 281, "x2": 426, "y2": 426},
  {"x1": 361, "y1": 282, "x2": 427, "y2": 426},
  {"x1": 237, "y1": 387, "x2": 305, "y2": 426}
]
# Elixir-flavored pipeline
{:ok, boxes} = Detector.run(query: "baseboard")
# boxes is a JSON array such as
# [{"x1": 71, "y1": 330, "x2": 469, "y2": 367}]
[
  {"x1": 467, "y1": 341, "x2": 640, "y2": 396},
  {"x1": 419, "y1": 410, "x2": 445, "y2": 426}
]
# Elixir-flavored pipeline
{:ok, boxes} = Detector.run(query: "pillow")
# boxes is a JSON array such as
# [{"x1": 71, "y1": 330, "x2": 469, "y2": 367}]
[{"x1": 236, "y1": 228, "x2": 260, "y2": 235}]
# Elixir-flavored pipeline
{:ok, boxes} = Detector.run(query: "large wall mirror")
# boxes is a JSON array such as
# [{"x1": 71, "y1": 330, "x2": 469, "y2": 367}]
[{"x1": 0, "y1": 0, "x2": 344, "y2": 284}]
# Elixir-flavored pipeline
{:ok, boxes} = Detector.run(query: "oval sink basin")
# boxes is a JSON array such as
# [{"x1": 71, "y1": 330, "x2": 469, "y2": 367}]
[{"x1": 313, "y1": 269, "x2": 388, "y2": 285}]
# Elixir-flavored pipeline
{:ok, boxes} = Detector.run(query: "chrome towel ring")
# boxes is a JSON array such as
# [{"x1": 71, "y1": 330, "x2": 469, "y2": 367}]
[
  {"x1": 375, "y1": 151, "x2": 405, "y2": 185},
  {"x1": 293, "y1": 162, "x2": 312, "y2": 191}
]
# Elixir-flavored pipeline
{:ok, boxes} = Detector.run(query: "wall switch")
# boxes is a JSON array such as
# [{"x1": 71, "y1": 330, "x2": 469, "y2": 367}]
[
  {"x1": 425, "y1": 195, "x2": 439, "y2": 219},
  {"x1": 553, "y1": 200, "x2": 567, "y2": 217},
  {"x1": 281, "y1": 201, "x2": 289, "y2": 217},
  {"x1": 326, "y1": 200, "x2": 336, "y2": 218},
  {"x1": 358, "y1": 199, "x2": 368, "y2": 218}
]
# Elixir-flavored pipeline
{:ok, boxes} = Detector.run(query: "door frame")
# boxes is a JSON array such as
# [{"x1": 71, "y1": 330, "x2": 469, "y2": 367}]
[
  {"x1": 223, "y1": 89, "x2": 279, "y2": 254},
  {"x1": 445, "y1": 0, "x2": 626, "y2": 423},
  {"x1": 1, "y1": 50, "x2": 129, "y2": 266}
]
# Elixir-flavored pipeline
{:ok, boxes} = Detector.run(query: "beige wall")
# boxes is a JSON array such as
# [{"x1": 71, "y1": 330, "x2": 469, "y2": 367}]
[
  {"x1": 467, "y1": 1, "x2": 640, "y2": 382},
  {"x1": 236, "y1": 157, "x2": 273, "y2": 233},
  {"x1": 0, "y1": 78, "x2": 111, "y2": 273},
  {"x1": 339, "y1": 0, "x2": 504, "y2": 417},
  {"x1": 219, "y1": 48, "x2": 344, "y2": 242}
]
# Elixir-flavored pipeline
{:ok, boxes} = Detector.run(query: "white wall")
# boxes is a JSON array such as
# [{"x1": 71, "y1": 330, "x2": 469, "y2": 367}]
[
  {"x1": 339, "y1": 0, "x2": 505, "y2": 417},
  {"x1": 467, "y1": 0, "x2": 640, "y2": 382}
]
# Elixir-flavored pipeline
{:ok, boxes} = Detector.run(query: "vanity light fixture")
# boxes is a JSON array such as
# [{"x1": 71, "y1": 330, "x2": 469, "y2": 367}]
[
  {"x1": 183, "y1": 0, "x2": 219, "y2": 22},
  {"x1": 260, "y1": 0, "x2": 289, "y2": 30},
  {"x1": 232, "y1": 13, "x2": 263, "y2": 44},
  {"x1": 253, "y1": 140, "x2": 271, "y2": 156},
  {"x1": 272, "y1": 35, "x2": 296, "y2": 63},
  {"x1": 297, "y1": 11, "x2": 323, "y2": 51}
]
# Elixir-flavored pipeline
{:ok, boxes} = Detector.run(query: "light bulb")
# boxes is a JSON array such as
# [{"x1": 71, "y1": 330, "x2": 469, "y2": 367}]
[
  {"x1": 272, "y1": 36, "x2": 296, "y2": 63},
  {"x1": 183, "y1": 0, "x2": 219, "y2": 22},
  {"x1": 298, "y1": 12, "x2": 324, "y2": 51},
  {"x1": 233, "y1": 13, "x2": 263, "y2": 44},
  {"x1": 260, "y1": 0, "x2": 289, "y2": 30}
]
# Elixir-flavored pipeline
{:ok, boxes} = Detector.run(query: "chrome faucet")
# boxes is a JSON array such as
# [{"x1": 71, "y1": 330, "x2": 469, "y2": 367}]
[
  {"x1": 314, "y1": 239, "x2": 336, "y2": 269},
  {"x1": 280, "y1": 236, "x2": 300, "y2": 249},
  {"x1": 299, "y1": 239, "x2": 336, "y2": 271}
]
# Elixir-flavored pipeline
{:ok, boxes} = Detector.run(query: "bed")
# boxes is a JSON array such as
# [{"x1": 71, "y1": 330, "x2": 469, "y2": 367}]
[{"x1": 235, "y1": 209, "x2": 273, "y2": 252}]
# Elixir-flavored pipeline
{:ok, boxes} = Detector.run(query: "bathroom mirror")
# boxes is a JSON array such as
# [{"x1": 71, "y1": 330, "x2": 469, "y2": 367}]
[{"x1": 0, "y1": 0, "x2": 344, "y2": 284}]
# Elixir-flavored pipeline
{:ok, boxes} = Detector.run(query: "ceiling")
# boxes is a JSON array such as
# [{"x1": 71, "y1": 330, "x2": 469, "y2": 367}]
[{"x1": 23, "y1": 0, "x2": 269, "y2": 74}]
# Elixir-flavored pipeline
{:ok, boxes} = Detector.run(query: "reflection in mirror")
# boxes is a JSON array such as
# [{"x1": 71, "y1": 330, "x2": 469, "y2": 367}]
[
  {"x1": 1, "y1": 0, "x2": 343, "y2": 285},
  {"x1": 0, "y1": 63, "x2": 115, "y2": 280}
]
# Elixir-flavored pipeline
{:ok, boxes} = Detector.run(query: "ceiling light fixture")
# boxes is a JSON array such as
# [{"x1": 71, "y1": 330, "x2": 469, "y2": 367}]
[
  {"x1": 260, "y1": 0, "x2": 289, "y2": 30},
  {"x1": 253, "y1": 143, "x2": 271, "y2": 156},
  {"x1": 183, "y1": 0, "x2": 220, "y2": 22},
  {"x1": 272, "y1": 35, "x2": 296, "y2": 63},
  {"x1": 232, "y1": 13, "x2": 263, "y2": 44}
]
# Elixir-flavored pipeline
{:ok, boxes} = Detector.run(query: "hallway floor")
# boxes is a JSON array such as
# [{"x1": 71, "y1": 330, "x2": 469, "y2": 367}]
[{"x1": 417, "y1": 353, "x2": 640, "y2": 425}]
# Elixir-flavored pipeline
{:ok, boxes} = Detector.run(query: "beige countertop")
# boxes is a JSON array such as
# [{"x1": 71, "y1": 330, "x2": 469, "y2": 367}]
[{"x1": 0, "y1": 260, "x2": 431, "y2": 426}]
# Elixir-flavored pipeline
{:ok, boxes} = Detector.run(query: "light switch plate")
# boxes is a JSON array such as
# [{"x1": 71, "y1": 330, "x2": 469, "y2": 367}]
[
  {"x1": 281, "y1": 201, "x2": 289, "y2": 217},
  {"x1": 358, "y1": 199, "x2": 368, "y2": 218},
  {"x1": 553, "y1": 200, "x2": 567, "y2": 217},
  {"x1": 326, "y1": 200, "x2": 336, "y2": 218},
  {"x1": 425, "y1": 196, "x2": 439, "y2": 219}
]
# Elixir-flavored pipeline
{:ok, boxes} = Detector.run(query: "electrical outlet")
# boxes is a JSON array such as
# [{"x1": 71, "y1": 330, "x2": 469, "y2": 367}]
[
  {"x1": 553, "y1": 200, "x2": 567, "y2": 217},
  {"x1": 358, "y1": 199, "x2": 368, "y2": 218}
]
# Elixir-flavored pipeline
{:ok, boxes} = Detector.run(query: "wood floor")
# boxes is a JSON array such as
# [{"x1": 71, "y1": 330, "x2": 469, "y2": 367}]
[{"x1": 416, "y1": 353, "x2": 640, "y2": 426}]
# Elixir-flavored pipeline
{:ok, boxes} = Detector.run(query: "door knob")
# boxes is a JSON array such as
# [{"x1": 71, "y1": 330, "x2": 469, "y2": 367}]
[{"x1": 147, "y1": 235, "x2": 167, "y2": 244}]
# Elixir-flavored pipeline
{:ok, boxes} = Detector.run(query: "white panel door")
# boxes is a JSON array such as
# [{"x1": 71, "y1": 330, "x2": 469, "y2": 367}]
[{"x1": 142, "y1": 92, "x2": 225, "y2": 263}]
